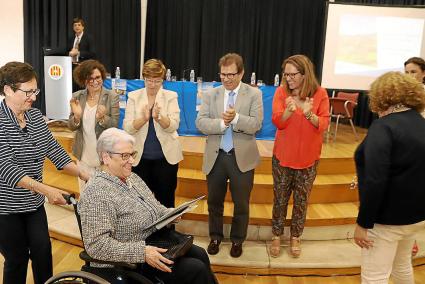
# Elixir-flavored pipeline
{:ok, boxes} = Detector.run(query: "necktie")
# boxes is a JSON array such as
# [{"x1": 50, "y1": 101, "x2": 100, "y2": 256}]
[
  {"x1": 72, "y1": 37, "x2": 80, "y2": 62},
  {"x1": 221, "y1": 91, "x2": 235, "y2": 152}
]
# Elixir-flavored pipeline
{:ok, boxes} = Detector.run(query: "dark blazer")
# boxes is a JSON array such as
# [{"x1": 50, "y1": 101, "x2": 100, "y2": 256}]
[
  {"x1": 67, "y1": 33, "x2": 96, "y2": 61},
  {"x1": 355, "y1": 109, "x2": 425, "y2": 229}
]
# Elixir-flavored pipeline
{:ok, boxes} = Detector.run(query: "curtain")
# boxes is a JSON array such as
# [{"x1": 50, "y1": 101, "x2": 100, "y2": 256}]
[
  {"x1": 23, "y1": 0, "x2": 141, "y2": 113},
  {"x1": 144, "y1": 0, "x2": 327, "y2": 85},
  {"x1": 145, "y1": 0, "x2": 424, "y2": 128},
  {"x1": 337, "y1": 0, "x2": 425, "y2": 4}
]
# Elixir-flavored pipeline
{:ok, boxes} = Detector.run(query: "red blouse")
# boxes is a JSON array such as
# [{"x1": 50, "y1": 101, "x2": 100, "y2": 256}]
[{"x1": 272, "y1": 86, "x2": 330, "y2": 169}]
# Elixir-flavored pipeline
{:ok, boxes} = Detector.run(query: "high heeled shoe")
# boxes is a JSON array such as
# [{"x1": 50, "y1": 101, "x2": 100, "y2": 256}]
[
  {"x1": 289, "y1": 236, "x2": 301, "y2": 258},
  {"x1": 270, "y1": 235, "x2": 281, "y2": 258}
]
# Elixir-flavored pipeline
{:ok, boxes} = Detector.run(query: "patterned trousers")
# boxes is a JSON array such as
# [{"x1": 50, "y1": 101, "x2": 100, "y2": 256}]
[{"x1": 272, "y1": 156, "x2": 318, "y2": 237}]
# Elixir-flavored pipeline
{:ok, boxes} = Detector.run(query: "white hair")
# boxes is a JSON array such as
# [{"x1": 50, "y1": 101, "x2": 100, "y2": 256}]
[{"x1": 97, "y1": 128, "x2": 135, "y2": 163}]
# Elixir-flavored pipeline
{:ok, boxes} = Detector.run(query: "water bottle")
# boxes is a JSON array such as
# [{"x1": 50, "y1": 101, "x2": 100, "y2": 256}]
[
  {"x1": 115, "y1": 67, "x2": 120, "y2": 79},
  {"x1": 274, "y1": 74, "x2": 280, "y2": 86},
  {"x1": 250, "y1": 72, "x2": 256, "y2": 85},
  {"x1": 166, "y1": 69, "x2": 171, "y2": 81},
  {"x1": 189, "y1": 69, "x2": 195, "y2": 82}
]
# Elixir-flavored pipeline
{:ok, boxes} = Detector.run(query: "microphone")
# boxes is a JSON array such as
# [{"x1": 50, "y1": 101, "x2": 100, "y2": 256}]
[{"x1": 181, "y1": 69, "x2": 190, "y2": 81}]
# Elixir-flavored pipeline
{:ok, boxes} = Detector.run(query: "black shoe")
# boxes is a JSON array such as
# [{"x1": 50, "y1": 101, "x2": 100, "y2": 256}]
[
  {"x1": 230, "y1": 242, "x2": 243, "y2": 258},
  {"x1": 207, "y1": 239, "x2": 221, "y2": 255}
]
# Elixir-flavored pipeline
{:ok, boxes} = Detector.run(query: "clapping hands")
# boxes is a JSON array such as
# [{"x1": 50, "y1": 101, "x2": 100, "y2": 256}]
[
  {"x1": 302, "y1": 97, "x2": 314, "y2": 115},
  {"x1": 152, "y1": 103, "x2": 161, "y2": 121},
  {"x1": 70, "y1": 98, "x2": 83, "y2": 121},
  {"x1": 96, "y1": 105, "x2": 106, "y2": 122},
  {"x1": 222, "y1": 106, "x2": 236, "y2": 126},
  {"x1": 142, "y1": 104, "x2": 151, "y2": 121},
  {"x1": 285, "y1": 96, "x2": 297, "y2": 112}
]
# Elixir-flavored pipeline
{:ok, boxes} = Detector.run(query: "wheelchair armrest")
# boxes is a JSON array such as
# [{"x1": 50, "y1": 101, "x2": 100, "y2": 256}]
[{"x1": 79, "y1": 250, "x2": 138, "y2": 270}]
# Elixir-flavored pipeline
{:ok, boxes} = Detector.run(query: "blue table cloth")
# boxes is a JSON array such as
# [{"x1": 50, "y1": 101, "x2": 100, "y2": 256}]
[{"x1": 104, "y1": 79, "x2": 277, "y2": 140}]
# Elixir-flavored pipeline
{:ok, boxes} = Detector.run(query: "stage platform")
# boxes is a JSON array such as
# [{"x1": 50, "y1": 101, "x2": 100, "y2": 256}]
[{"x1": 43, "y1": 124, "x2": 425, "y2": 276}]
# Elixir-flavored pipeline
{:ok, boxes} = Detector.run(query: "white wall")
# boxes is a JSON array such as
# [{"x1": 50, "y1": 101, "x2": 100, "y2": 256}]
[{"x1": 0, "y1": 0, "x2": 24, "y2": 66}]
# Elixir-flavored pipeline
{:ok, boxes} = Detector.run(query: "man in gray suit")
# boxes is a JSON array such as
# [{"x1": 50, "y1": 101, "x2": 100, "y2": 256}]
[{"x1": 196, "y1": 53, "x2": 263, "y2": 257}]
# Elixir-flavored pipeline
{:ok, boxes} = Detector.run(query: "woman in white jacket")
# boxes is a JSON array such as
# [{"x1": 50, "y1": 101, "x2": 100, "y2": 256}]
[{"x1": 123, "y1": 59, "x2": 183, "y2": 207}]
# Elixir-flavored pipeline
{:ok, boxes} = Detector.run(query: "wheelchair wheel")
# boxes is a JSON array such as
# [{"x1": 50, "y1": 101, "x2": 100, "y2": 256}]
[{"x1": 45, "y1": 271, "x2": 110, "y2": 284}]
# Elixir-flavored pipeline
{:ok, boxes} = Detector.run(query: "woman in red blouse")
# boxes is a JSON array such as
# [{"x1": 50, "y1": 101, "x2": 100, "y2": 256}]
[{"x1": 270, "y1": 55, "x2": 329, "y2": 258}]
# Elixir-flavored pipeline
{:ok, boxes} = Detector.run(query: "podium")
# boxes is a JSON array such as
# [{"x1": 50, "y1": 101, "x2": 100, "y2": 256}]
[{"x1": 43, "y1": 56, "x2": 73, "y2": 120}]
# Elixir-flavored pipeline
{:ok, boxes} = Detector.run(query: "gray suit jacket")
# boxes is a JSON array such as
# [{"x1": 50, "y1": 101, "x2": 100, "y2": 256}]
[
  {"x1": 196, "y1": 83, "x2": 263, "y2": 174},
  {"x1": 68, "y1": 88, "x2": 120, "y2": 160}
]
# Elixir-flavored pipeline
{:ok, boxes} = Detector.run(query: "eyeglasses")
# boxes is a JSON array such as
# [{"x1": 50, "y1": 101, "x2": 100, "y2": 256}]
[
  {"x1": 87, "y1": 76, "x2": 103, "y2": 83},
  {"x1": 283, "y1": 72, "x2": 301, "y2": 79},
  {"x1": 108, "y1": 151, "x2": 138, "y2": 161},
  {"x1": 219, "y1": 72, "x2": 239, "y2": 79},
  {"x1": 145, "y1": 78, "x2": 163, "y2": 84},
  {"x1": 15, "y1": 88, "x2": 41, "y2": 98}
]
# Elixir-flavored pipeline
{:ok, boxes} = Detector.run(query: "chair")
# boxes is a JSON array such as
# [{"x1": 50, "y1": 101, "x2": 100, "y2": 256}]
[
  {"x1": 45, "y1": 194, "x2": 156, "y2": 284},
  {"x1": 328, "y1": 92, "x2": 359, "y2": 141}
]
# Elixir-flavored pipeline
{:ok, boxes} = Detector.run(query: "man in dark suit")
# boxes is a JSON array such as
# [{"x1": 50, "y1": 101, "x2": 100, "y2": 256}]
[
  {"x1": 196, "y1": 53, "x2": 263, "y2": 257},
  {"x1": 68, "y1": 18, "x2": 95, "y2": 63}
]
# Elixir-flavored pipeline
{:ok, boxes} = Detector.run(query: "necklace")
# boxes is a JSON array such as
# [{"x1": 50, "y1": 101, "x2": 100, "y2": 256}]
[
  {"x1": 88, "y1": 94, "x2": 98, "y2": 100},
  {"x1": 391, "y1": 103, "x2": 410, "y2": 113},
  {"x1": 379, "y1": 103, "x2": 411, "y2": 117},
  {"x1": 16, "y1": 114, "x2": 25, "y2": 124}
]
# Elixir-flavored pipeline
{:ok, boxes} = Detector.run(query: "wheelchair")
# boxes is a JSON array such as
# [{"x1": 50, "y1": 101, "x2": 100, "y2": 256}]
[{"x1": 45, "y1": 194, "x2": 160, "y2": 284}]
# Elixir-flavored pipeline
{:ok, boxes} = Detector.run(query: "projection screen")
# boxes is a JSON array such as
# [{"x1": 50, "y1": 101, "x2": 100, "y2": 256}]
[{"x1": 321, "y1": 3, "x2": 425, "y2": 90}]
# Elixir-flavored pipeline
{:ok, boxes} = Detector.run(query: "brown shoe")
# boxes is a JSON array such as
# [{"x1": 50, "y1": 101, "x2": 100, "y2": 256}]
[
  {"x1": 230, "y1": 242, "x2": 243, "y2": 258},
  {"x1": 207, "y1": 239, "x2": 221, "y2": 255}
]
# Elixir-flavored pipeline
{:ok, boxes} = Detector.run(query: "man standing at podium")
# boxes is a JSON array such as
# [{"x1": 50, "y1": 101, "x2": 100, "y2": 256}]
[
  {"x1": 68, "y1": 18, "x2": 95, "y2": 63},
  {"x1": 196, "y1": 53, "x2": 263, "y2": 258}
]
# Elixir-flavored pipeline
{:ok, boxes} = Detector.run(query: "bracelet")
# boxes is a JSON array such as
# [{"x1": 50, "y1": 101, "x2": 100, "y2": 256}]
[
  {"x1": 304, "y1": 111, "x2": 313, "y2": 120},
  {"x1": 74, "y1": 118, "x2": 81, "y2": 126},
  {"x1": 28, "y1": 179, "x2": 35, "y2": 192}
]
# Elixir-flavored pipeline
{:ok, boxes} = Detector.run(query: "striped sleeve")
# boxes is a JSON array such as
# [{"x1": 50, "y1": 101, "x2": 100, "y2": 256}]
[
  {"x1": 32, "y1": 110, "x2": 72, "y2": 169},
  {"x1": 0, "y1": 132, "x2": 27, "y2": 188}
]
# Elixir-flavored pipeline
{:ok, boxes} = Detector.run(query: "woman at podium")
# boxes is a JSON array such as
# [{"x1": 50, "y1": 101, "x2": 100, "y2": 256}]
[{"x1": 68, "y1": 60, "x2": 119, "y2": 191}]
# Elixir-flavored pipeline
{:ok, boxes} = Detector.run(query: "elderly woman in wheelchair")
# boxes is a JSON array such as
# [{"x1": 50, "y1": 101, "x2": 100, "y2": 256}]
[{"x1": 56, "y1": 127, "x2": 216, "y2": 284}]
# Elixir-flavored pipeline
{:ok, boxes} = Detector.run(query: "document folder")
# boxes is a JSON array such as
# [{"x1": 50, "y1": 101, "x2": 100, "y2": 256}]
[{"x1": 147, "y1": 195, "x2": 205, "y2": 230}]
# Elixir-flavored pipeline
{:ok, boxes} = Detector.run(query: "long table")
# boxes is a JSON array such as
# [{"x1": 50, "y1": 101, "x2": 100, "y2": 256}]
[{"x1": 104, "y1": 80, "x2": 277, "y2": 140}]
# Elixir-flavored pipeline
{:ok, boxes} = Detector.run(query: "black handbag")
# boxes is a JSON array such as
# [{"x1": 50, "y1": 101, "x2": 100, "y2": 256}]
[{"x1": 145, "y1": 228, "x2": 193, "y2": 261}]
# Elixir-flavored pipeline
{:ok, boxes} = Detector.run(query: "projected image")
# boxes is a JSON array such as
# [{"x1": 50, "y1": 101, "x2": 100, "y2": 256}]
[{"x1": 335, "y1": 15, "x2": 424, "y2": 76}]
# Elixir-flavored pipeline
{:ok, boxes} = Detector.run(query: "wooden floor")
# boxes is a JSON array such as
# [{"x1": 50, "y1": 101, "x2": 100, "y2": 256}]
[{"x1": 1, "y1": 239, "x2": 425, "y2": 284}]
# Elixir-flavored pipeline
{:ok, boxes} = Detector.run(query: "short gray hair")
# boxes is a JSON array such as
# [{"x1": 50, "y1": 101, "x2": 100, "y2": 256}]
[{"x1": 97, "y1": 128, "x2": 135, "y2": 163}]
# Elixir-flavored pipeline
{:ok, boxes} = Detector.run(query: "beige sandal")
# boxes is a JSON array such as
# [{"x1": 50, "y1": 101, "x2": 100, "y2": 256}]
[
  {"x1": 289, "y1": 237, "x2": 301, "y2": 258},
  {"x1": 270, "y1": 235, "x2": 281, "y2": 258}
]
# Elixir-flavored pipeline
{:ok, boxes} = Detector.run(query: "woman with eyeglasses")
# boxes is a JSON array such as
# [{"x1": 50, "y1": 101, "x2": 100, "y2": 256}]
[
  {"x1": 79, "y1": 128, "x2": 216, "y2": 284},
  {"x1": 0, "y1": 61, "x2": 89, "y2": 284},
  {"x1": 404, "y1": 57, "x2": 425, "y2": 118},
  {"x1": 123, "y1": 59, "x2": 182, "y2": 208},
  {"x1": 68, "y1": 59, "x2": 119, "y2": 191},
  {"x1": 269, "y1": 55, "x2": 329, "y2": 258}
]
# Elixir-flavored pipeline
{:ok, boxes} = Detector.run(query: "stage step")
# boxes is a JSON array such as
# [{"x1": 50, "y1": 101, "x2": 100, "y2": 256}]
[
  {"x1": 176, "y1": 196, "x2": 358, "y2": 227},
  {"x1": 45, "y1": 203, "x2": 425, "y2": 276},
  {"x1": 52, "y1": 134, "x2": 358, "y2": 175},
  {"x1": 180, "y1": 153, "x2": 356, "y2": 175},
  {"x1": 43, "y1": 164, "x2": 358, "y2": 204},
  {"x1": 177, "y1": 168, "x2": 358, "y2": 204}
]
